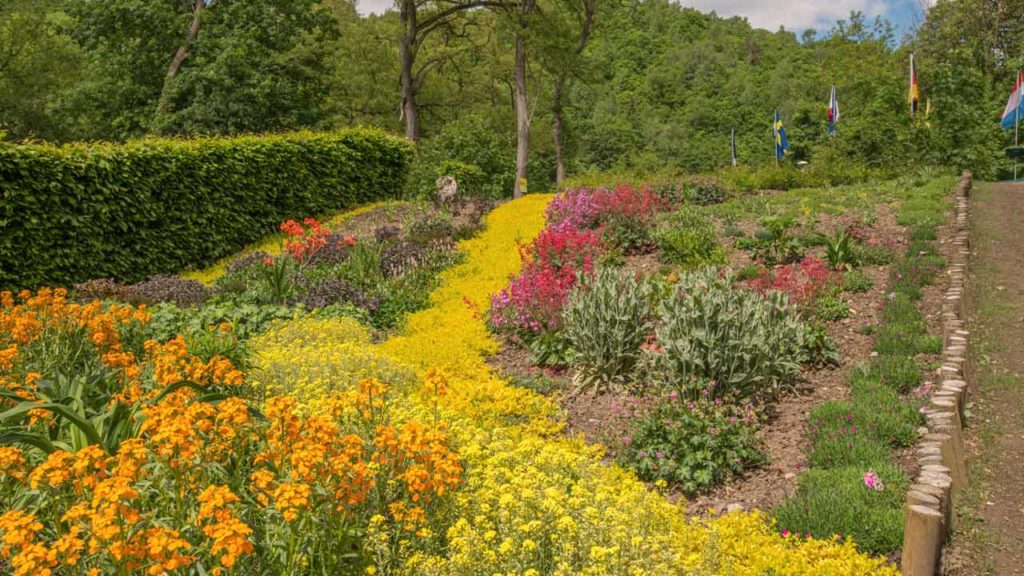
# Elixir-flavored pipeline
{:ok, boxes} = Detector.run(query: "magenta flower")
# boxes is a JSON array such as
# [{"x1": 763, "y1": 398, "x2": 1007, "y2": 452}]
[{"x1": 863, "y1": 469, "x2": 885, "y2": 491}]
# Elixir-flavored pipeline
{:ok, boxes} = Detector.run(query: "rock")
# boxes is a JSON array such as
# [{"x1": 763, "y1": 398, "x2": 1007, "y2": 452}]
[
  {"x1": 726, "y1": 503, "x2": 745, "y2": 513},
  {"x1": 918, "y1": 426, "x2": 930, "y2": 437},
  {"x1": 436, "y1": 175, "x2": 458, "y2": 206},
  {"x1": 783, "y1": 472, "x2": 796, "y2": 480}
]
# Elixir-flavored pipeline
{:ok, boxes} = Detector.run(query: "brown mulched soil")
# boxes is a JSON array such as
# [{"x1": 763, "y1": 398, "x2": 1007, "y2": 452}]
[
  {"x1": 943, "y1": 181, "x2": 1024, "y2": 576},
  {"x1": 324, "y1": 198, "x2": 498, "y2": 241},
  {"x1": 487, "y1": 193, "x2": 957, "y2": 517}
]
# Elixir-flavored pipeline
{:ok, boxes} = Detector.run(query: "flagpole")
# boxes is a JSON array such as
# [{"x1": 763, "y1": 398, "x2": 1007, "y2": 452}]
[
  {"x1": 773, "y1": 111, "x2": 778, "y2": 167},
  {"x1": 1016, "y1": 71, "x2": 1021, "y2": 180}
]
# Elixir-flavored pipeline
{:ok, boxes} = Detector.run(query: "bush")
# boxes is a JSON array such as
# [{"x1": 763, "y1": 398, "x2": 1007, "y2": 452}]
[
  {"x1": 774, "y1": 464, "x2": 908, "y2": 555},
  {"x1": 407, "y1": 114, "x2": 514, "y2": 200},
  {"x1": 563, "y1": 268, "x2": 653, "y2": 392},
  {"x1": 681, "y1": 175, "x2": 729, "y2": 206},
  {"x1": 619, "y1": 398, "x2": 763, "y2": 493},
  {"x1": 814, "y1": 293, "x2": 851, "y2": 322},
  {"x1": 0, "y1": 129, "x2": 413, "y2": 290},
  {"x1": 842, "y1": 269, "x2": 873, "y2": 293},
  {"x1": 645, "y1": 269, "x2": 809, "y2": 400},
  {"x1": 655, "y1": 208, "x2": 725, "y2": 268}
]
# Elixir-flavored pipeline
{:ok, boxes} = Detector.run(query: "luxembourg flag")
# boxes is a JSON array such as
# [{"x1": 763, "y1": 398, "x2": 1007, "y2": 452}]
[
  {"x1": 827, "y1": 85, "x2": 840, "y2": 136},
  {"x1": 1001, "y1": 69, "x2": 1023, "y2": 130}
]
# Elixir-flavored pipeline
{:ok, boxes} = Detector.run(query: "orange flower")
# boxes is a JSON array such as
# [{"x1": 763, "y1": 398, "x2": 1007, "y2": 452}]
[
  {"x1": 140, "y1": 527, "x2": 194, "y2": 575},
  {"x1": 0, "y1": 446, "x2": 27, "y2": 482},
  {"x1": 197, "y1": 485, "x2": 240, "y2": 523},
  {"x1": 28, "y1": 451, "x2": 76, "y2": 490},
  {"x1": 272, "y1": 482, "x2": 311, "y2": 522},
  {"x1": 203, "y1": 516, "x2": 253, "y2": 568}
]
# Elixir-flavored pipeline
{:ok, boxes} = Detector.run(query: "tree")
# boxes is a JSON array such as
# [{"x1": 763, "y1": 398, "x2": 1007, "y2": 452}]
[
  {"x1": 395, "y1": 0, "x2": 507, "y2": 141},
  {"x1": 0, "y1": 0, "x2": 82, "y2": 140},
  {"x1": 538, "y1": 0, "x2": 596, "y2": 186}
]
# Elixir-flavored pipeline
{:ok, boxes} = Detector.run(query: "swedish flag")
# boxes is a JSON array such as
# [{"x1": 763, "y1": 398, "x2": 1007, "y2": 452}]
[{"x1": 774, "y1": 110, "x2": 789, "y2": 160}]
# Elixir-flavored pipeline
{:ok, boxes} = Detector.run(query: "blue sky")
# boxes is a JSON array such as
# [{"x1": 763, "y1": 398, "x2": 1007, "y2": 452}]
[{"x1": 356, "y1": 0, "x2": 931, "y2": 37}]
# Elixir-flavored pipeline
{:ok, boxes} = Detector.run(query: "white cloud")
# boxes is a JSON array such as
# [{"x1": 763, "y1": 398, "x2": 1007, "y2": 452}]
[{"x1": 674, "y1": 0, "x2": 894, "y2": 31}]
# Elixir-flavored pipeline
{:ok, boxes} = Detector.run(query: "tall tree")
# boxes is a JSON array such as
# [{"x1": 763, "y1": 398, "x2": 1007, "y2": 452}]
[
  {"x1": 543, "y1": 0, "x2": 596, "y2": 186},
  {"x1": 511, "y1": 0, "x2": 536, "y2": 197},
  {"x1": 158, "y1": 0, "x2": 205, "y2": 114},
  {"x1": 396, "y1": 0, "x2": 507, "y2": 141}
]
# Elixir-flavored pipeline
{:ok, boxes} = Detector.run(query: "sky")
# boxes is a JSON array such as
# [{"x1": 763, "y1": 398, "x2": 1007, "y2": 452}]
[{"x1": 354, "y1": 0, "x2": 930, "y2": 36}]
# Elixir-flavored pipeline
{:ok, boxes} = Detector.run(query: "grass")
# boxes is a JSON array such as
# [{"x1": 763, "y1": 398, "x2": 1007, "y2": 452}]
[
  {"x1": 774, "y1": 464, "x2": 909, "y2": 554},
  {"x1": 775, "y1": 175, "x2": 950, "y2": 555}
]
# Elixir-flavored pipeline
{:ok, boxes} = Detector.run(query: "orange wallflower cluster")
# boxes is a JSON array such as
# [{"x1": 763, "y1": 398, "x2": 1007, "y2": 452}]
[
  {"x1": 0, "y1": 288, "x2": 150, "y2": 405},
  {"x1": 140, "y1": 392, "x2": 254, "y2": 469},
  {"x1": 145, "y1": 335, "x2": 243, "y2": 390},
  {"x1": 197, "y1": 485, "x2": 254, "y2": 569}
]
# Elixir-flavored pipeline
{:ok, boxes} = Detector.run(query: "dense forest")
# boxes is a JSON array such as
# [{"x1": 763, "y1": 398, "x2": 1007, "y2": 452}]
[{"x1": 1, "y1": 0, "x2": 1022, "y2": 191}]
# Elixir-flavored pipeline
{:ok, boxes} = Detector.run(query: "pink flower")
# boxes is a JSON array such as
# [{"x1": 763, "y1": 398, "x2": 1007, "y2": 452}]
[{"x1": 863, "y1": 470, "x2": 885, "y2": 491}]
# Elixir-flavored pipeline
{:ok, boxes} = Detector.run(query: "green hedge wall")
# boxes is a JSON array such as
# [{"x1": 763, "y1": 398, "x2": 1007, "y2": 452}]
[{"x1": 0, "y1": 129, "x2": 413, "y2": 290}]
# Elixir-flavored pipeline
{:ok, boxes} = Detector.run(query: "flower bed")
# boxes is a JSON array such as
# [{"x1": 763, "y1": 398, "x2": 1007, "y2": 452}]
[{"x1": 0, "y1": 193, "x2": 910, "y2": 574}]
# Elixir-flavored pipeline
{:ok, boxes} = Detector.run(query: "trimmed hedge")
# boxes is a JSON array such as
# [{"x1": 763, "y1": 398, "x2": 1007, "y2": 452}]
[{"x1": 0, "y1": 129, "x2": 413, "y2": 289}]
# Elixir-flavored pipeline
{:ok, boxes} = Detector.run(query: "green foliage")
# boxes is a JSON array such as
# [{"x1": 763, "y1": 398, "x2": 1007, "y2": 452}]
[
  {"x1": 774, "y1": 464, "x2": 908, "y2": 555},
  {"x1": 655, "y1": 208, "x2": 726, "y2": 268},
  {"x1": 681, "y1": 175, "x2": 730, "y2": 206},
  {"x1": 842, "y1": 269, "x2": 874, "y2": 293},
  {"x1": 407, "y1": 114, "x2": 514, "y2": 199},
  {"x1": 859, "y1": 356, "x2": 920, "y2": 394},
  {"x1": 855, "y1": 243, "x2": 895, "y2": 266},
  {"x1": 563, "y1": 268, "x2": 653, "y2": 392},
  {"x1": 0, "y1": 129, "x2": 413, "y2": 289},
  {"x1": 739, "y1": 215, "x2": 804, "y2": 265},
  {"x1": 619, "y1": 399, "x2": 764, "y2": 493},
  {"x1": 507, "y1": 373, "x2": 563, "y2": 396},
  {"x1": 646, "y1": 269, "x2": 809, "y2": 400},
  {"x1": 822, "y1": 229, "x2": 860, "y2": 271},
  {"x1": 814, "y1": 293, "x2": 851, "y2": 322},
  {"x1": 57, "y1": 0, "x2": 338, "y2": 140}
]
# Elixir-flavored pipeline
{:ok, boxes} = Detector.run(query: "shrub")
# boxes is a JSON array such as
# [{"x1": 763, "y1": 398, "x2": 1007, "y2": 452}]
[
  {"x1": 682, "y1": 176, "x2": 729, "y2": 206},
  {"x1": 814, "y1": 293, "x2": 851, "y2": 322},
  {"x1": 774, "y1": 464, "x2": 908, "y2": 555},
  {"x1": 645, "y1": 269, "x2": 809, "y2": 400},
  {"x1": 0, "y1": 129, "x2": 413, "y2": 289},
  {"x1": 406, "y1": 213, "x2": 455, "y2": 245},
  {"x1": 563, "y1": 268, "x2": 654, "y2": 392},
  {"x1": 842, "y1": 269, "x2": 873, "y2": 293},
  {"x1": 855, "y1": 243, "x2": 895, "y2": 266},
  {"x1": 746, "y1": 256, "x2": 836, "y2": 310},
  {"x1": 743, "y1": 215, "x2": 805, "y2": 265},
  {"x1": 127, "y1": 275, "x2": 209, "y2": 308},
  {"x1": 655, "y1": 208, "x2": 725, "y2": 268},
  {"x1": 619, "y1": 397, "x2": 763, "y2": 493}
]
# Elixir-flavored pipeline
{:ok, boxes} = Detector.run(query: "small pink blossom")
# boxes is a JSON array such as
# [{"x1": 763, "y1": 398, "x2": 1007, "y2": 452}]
[{"x1": 863, "y1": 469, "x2": 885, "y2": 491}]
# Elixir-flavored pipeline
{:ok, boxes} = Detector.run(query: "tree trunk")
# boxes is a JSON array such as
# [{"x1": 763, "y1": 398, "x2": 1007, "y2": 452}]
[
  {"x1": 552, "y1": 79, "x2": 566, "y2": 187},
  {"x1": 399, "y1": 0, "x2": 420, "y2": 142},
  {"x1": 550, "y1": 0, "x2": 595, "y2": 189},
  {"x1": 159, "y1": 0, "x2": 204, "y2": 113},
  {"x1": 513, "y1": 32, "x2": 529, "y2": 198},
  {"x1": 399, "y1": 38, "x2": 420, "y2": 141}
]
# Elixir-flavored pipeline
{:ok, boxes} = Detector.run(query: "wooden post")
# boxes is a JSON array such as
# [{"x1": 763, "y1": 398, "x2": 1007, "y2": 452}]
[{"x1": 902, "y1": 504, "x2": 944, "y2": 576}]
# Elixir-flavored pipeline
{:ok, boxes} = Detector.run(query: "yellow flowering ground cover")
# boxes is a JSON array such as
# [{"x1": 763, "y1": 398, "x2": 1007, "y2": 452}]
[
  {"x1": 180, "y1": 201, "x2": 388, "y2": 285},
  {"x1": 246, "y1": 195, "x2": 900, "y2": 575}
]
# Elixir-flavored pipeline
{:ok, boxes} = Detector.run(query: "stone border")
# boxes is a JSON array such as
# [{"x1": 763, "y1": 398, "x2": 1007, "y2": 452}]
[{"x1": 901, "y1": 170, "x2": 972, "y2": 575}]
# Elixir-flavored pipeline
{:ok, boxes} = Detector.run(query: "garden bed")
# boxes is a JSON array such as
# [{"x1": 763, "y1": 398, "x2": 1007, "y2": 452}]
[{"x1": 486, "y1": 174, "x2": 957, "y2": 559}]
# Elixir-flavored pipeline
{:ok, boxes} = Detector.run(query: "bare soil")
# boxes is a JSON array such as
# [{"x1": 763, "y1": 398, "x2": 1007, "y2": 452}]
[{"x1": 943, "y1": 181, "x2": 1024, "y2": 576}]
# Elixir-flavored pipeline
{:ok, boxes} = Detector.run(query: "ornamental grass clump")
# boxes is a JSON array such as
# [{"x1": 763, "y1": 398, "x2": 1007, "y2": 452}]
[
  {"x1": 562, "y1": 267, "x2": 654, "y2": 392},
  {"x1": 645, "y1": 268, "x2": 809, "y2": 400},
  {"x1": 654, "y1": 207, "x2": 726, "y2": 268}
]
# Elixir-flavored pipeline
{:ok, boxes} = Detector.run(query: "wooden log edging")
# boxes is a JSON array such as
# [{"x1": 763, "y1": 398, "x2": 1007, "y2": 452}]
[{"x1": 900, "y1": 170, "x2": 972, "y2": 576}]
